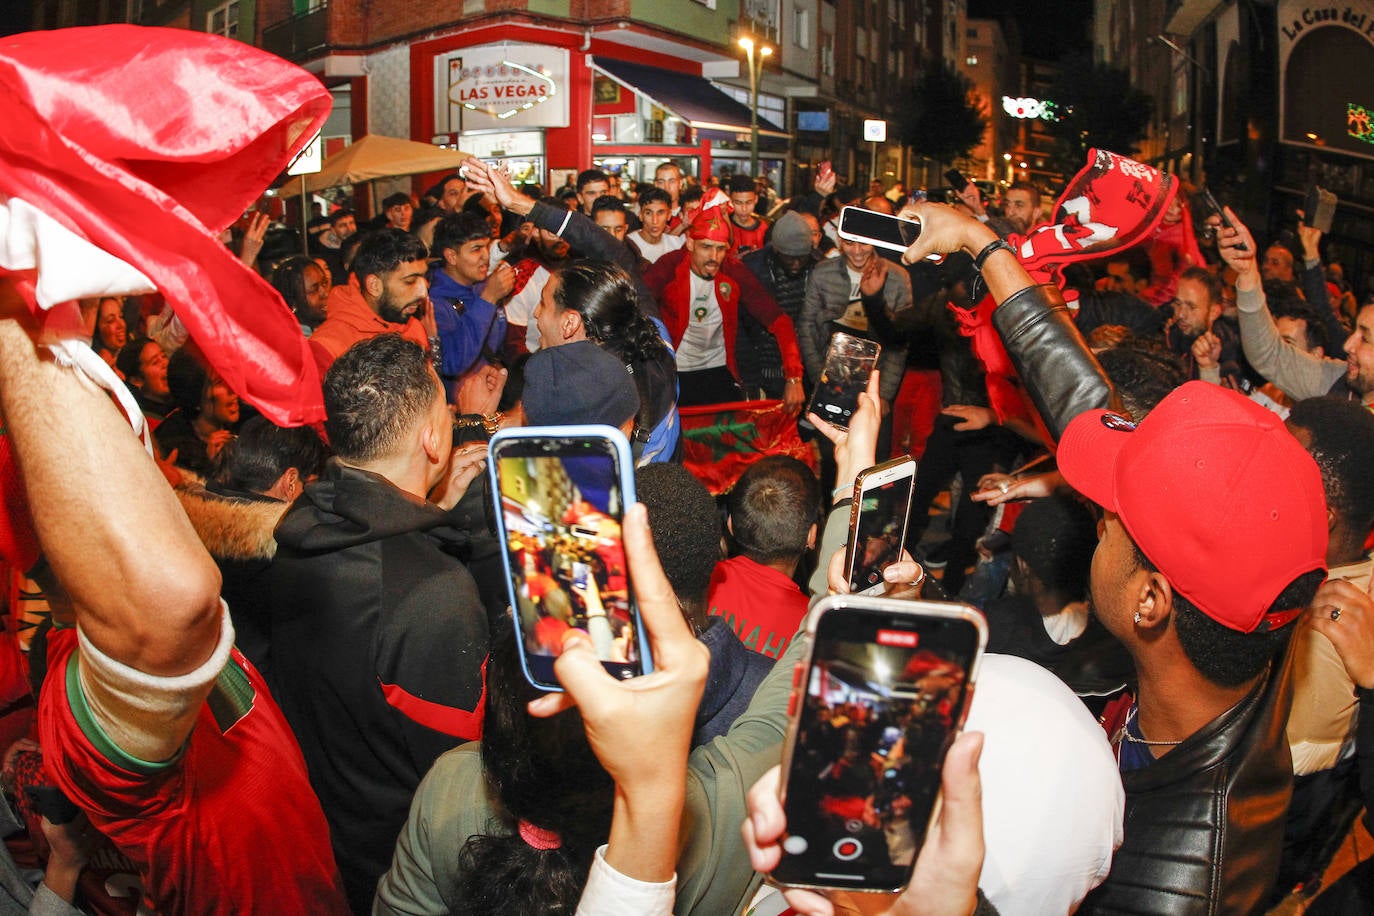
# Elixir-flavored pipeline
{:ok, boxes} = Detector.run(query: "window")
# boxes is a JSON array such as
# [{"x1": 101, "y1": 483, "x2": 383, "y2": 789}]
[
  {"x1": 207, "y1": 0, "x2": 240, "y2": 38},
  {"x1": 717, "y1": 85, "x2": 786, "y2": 130},
  {"x1": 821, "y1": 31, "x2": 834, "y2": 76},
  {"x1": 794, "y1": 8, "x2": 811, "y2": 49},
  {"x1": 966, "y1": 55, "x2": 978, "y2": 65}
]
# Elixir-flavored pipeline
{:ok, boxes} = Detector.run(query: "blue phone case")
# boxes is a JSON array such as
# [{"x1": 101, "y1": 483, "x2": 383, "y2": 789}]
[{"x1": 488, "y1": 424, "x2": 653, "y2": 692}]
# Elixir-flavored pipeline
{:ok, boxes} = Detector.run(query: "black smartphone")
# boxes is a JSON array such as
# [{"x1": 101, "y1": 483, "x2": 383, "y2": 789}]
[
  {"x1": 845, "y1": 458, "x2": 917, "y2": 594},
  {"x1": 23, "y1": 785, "x2": 81, "y2": 825},
  {"x1": 1201, "y1": 188, "x2": 1247, "y2": 251},
  {"x1": 488, "y1": 425, "x2": 652, "y2": 691},
  {"x1": 837, "y1": 206, "x2": 922, "y2": 254},
  {"x1": 774, "y1": 596, "x2": 986, "y2": 892},
  {"x1": 808, "y1": 331, "x2": 882, "y2": 430},
  {"x1": 944, "y1": 168, "x2": 970, "y2": 192}
]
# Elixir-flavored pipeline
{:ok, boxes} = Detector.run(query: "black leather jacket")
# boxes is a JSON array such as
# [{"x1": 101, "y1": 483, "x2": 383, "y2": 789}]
[
  {"x1": 991, "y1": 282, "x2": 1293, "y2": 914},
  {"x1": 1080, "y1": 656, "x2": 1294, "y2": 915}
]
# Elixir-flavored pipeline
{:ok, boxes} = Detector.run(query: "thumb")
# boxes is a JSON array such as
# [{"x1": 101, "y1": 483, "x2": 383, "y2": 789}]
[{"x1": 550, "y1": 629, "x2": 618, "y2": 707}]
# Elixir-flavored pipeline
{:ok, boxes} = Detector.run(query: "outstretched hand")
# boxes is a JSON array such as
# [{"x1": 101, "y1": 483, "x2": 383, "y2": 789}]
[{"x1": 461, "y1": 159, "x2": 533, "y2": 216}]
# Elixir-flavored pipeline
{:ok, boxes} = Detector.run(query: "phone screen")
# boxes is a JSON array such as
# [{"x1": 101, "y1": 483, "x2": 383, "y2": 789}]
[
  {"x1": 775, "y1": 604, "x2": 982, "y2": 891},
  {"x1": 491, "y1": 429, "x2": 643, "y2": 690},
  {"x1": 808, "y1": 332, "x2": 881, "y2": 430},
  {"x1": 848, "y1": 464, "x2": 916, "y2": 593},
  {"x1": 837, "y1": 207, "x2": 922, "y2": 253}
]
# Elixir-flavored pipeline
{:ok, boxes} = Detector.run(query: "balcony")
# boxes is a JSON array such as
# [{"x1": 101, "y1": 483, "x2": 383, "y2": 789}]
[{"x1": 263, "y1": 3, "x2": 330, "y2": 62}]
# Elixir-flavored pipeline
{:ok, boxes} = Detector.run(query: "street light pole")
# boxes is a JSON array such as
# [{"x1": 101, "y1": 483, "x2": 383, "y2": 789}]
[{"x1": 739, "y1": 36, "x2": 772, "y2": 178}]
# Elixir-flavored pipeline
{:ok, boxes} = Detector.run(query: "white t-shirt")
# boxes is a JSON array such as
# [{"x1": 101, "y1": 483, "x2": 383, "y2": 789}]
[
  {"x1": 675, "y1": 271, "x2": 725, "y2": 372},
  {"x1": 628, "y1": 230, "x2": 685, "y2": 264},
  {"x1": 504, "y1": 264, "x2": 552, "y2": 353},
  {"x1": 836, "y1": 264, "x2": 868, "y2": 331}
]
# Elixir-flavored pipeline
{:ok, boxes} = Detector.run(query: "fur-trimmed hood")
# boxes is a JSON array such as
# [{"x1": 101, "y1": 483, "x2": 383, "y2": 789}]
[{"x1": 177, "y1": 483, "x2": 288, "y2": 562}]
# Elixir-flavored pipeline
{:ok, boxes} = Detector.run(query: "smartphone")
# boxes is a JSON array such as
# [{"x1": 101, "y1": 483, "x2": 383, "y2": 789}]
[
  {"x1": 819, "y1": 160, "x2": 834, "y2": 182},
  {"x1": 774, "y1": 595, "x2": 987, "y2": 892},
  {"x1": 837, "y1": 206, "x2": 922, "y2": 254},
  {"x1": 845, "y1": 458, "x2": 917, "y2": 594},
  {"x1": 1201, "y1": 188, "x2": 1248, "y2": 251},
  {"x1": 1303, "y1": 185, "x2": 1337, "y2": 234},
  {"x1": 944, "y1": 168, "x2": 970, "y2": 192},
  {"x1": 808, "y1": 332, "x2": 881, "y2": 430},
  {"x1": 488, "y1": 425, "x2": 652, "y2": 691}
]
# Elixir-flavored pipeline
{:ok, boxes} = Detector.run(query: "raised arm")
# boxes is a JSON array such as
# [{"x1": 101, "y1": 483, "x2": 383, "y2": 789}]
[
  {"x1": 1221, "y1": 208, "x2": 1346, "y2": 400},
  {"x1": 898, "y1": 202, "x2": 1117, "y2": 440},
  {"x1": 0, "y1": 281, "x2": 223, "y2": 756},
  {"x1": 463, "y1": 160, "x2": 660, "y2": 318}
]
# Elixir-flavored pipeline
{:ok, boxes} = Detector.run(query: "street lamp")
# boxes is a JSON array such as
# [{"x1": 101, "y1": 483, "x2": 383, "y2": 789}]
[{"x1": 739, "y1": 36, "x2": 773, "y2": 179}]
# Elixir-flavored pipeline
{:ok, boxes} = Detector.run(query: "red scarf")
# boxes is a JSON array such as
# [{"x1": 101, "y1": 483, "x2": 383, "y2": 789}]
[{"x1": 950, "y1": 149, "x2": 1178, "y2": 440}]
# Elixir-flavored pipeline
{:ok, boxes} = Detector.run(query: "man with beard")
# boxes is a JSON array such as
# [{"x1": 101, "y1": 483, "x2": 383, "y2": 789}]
[
  {"x1": 1000, "y1": 180, "x2": 1043, "y2": 236},
  {"x1": 1165, "y1": 266, "x2": 1243, "y2": 386},
  {"x1": 309, "y1": 229, "x2": 433, "y2": 375},
  {"x1": 1221, "y1": 209, "x2": 1374, "y2": 410}
]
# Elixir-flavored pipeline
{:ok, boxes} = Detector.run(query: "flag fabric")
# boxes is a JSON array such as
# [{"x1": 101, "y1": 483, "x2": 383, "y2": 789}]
[
  {"x1": 949, "y1": 149, "x2": 1178, "y2": 440},
  {"x1": 0, "y1": 26, "x2": 333, "y2": 571},
  {"x1": 0, "y1": 25, "x2": 333, "y2": 426},
  {"x1": 679, "y1": 399, "x2": 818, "y2": 495}
]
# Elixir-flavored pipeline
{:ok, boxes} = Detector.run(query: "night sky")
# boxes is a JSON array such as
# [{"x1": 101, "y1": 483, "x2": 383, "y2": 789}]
[{"x1": 969, "y1": 0, "x2": 1095, "y2": 61}]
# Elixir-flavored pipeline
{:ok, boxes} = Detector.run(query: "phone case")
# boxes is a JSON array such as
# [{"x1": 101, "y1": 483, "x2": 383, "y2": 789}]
[
  {"x1": 774, "y1": 596, "x2": 988, "y2": 893},
  {"x1": 488, "y1": 425, "x2": 653, "y2": 692},
  {"x1": 844, "y1": 457, "x2": 917, "y2": 593}
]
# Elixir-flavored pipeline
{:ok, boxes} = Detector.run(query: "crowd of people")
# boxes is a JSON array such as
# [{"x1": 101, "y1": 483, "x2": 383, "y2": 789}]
[{"x1": 4, "y1": 24, "x2": 1374, "y2": 916}]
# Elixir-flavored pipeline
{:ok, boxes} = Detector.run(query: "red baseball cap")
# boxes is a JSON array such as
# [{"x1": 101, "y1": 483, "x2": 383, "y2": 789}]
[{"x1": 1058, "y1": 382, "x2": 1327, "y2": 633}]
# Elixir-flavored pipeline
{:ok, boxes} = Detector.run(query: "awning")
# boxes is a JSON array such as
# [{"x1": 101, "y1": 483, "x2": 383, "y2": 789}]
[{"x1": 591, "y1": 57, "x2": 789, "y2": 139}]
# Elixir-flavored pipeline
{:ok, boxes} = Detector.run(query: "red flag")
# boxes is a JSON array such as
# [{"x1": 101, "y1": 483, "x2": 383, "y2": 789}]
[
  {"x1": 0, "y1": 26, "x2": 332, "y2": 426},
  {"x1": 679, "y1": 400, "x2": 818, "y2": 495}
]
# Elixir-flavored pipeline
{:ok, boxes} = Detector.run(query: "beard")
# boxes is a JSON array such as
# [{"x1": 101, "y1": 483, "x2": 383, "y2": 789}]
[{"x1": 377, "y1": 292, "x2": 419, "y2": 325}]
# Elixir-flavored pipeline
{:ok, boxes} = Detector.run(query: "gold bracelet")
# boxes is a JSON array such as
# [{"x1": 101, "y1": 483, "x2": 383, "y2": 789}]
[{"x1": 481, "y1": 411, "x2": 505, "y2": 437}]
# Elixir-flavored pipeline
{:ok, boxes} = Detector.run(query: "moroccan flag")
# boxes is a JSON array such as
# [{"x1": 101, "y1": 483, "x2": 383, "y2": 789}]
[{"x1": 679, "y1": 400, "x2": 818, "y2": 495}]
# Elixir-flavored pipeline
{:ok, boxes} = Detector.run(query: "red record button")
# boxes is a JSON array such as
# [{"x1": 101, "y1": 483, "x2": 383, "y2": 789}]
[{"x1": 832, "y1": 838, "x2": 863, "y2": 861}]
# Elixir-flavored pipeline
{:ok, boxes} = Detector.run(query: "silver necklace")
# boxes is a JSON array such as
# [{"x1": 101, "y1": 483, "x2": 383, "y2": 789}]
[{"x1": 1120, "y1": 706, "x2": 1184, "y2": 747}]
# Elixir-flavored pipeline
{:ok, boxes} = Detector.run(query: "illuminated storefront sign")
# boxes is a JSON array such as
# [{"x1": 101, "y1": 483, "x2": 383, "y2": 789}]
[
  {"x1": 1002, "y1": 96, "x2": 1058, "y2": 120},
  {"x1": 435, "y1": 44, "x2": 571, "y2": 133}
]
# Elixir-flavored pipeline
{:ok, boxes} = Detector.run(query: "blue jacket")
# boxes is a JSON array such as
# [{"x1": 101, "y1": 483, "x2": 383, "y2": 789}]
[{"x1": 428, "y1": 268, "x2": 508, "y2": 394}]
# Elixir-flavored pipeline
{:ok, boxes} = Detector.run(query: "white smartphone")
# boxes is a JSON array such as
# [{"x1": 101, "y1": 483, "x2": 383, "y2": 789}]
[
  {"x1": 773, "y1": 595, "x2": 987, "y2": 893},
  {"x1": 845, "y1": 457, "x2": 917, "y2": 595}
]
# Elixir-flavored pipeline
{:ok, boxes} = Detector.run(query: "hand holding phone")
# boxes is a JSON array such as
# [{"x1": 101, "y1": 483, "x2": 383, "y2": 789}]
[
  {"x1": 845, "y1": 457, "x2": 917, "y2": 594},
  {"x1": 814, "y1": 161, "x2": 837, "y2": 197},
  {"x1": 490, "y1": 426, "x2": 651, "y2": 691},
  {"x1": 807, "y1": 332, "x2": 882, "y2": 430},
  {"x1": 744, "y1": 731, "x2": 986, "y2": 914},
  {"x1": 1201, "y1": 189, "x2": 1247, "y2": 251},
  {"x1": 528, "y1": 502, "x2": 709, "y2": 885},
  {"x1": 767, "y1": 596, "x2": 987, "y2": 893}
]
